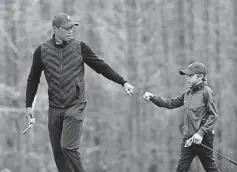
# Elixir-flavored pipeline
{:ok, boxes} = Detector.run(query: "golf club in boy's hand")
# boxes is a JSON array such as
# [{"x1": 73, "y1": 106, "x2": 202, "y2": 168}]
[{"x1": 185, "y1": 136, "x2": 237, "y2": 166}]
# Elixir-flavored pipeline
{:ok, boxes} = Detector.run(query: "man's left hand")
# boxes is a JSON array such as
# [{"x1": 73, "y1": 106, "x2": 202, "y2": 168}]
[
  {"x1": 124, "y1": 82, "x2": 134, "y2": 96},
  {"x1": 193, "y1": 133, "x2": 203, "y2": 144}
]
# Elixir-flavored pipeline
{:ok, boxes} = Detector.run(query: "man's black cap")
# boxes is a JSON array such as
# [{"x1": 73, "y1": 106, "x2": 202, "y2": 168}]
[{"x1": 52, "y1": 13, "x2": 79, "y2": 28}]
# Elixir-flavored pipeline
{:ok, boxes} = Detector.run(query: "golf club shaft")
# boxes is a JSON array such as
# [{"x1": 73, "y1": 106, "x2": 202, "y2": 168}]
[
  {"x1": 200, "y1": 143, "x2": 237, "y2": 166},
  {"x1": 22, "y1": 124, "x2": 33, "y2": 135}
]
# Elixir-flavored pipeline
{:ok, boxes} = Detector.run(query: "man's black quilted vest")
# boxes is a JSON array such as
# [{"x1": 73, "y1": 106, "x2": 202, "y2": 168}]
[{"x1": 41, "y1": 38, "x2": 86, "y2": 108}]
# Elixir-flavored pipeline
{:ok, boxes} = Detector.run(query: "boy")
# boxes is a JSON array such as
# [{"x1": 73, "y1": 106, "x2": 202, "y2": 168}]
[{"x1": 143, "y1": 62, "x2": 220, "y2": 172}]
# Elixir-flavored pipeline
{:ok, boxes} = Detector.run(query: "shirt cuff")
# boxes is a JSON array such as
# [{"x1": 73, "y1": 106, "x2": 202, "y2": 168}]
[
  {"x1": 150, "y1": 95, "x2": 159, "y2": 102},
  {"x1": 121, "y1": 80, "x2": 127, "y2": 86},
  {"x1": 197, "y1": 128, "x2": 205, "y2": 137}
]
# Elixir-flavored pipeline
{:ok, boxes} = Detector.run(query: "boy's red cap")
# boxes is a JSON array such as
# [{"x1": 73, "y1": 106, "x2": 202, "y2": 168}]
[{"x1": 180, "y1": 62, "x2": 207, "y2": 76}]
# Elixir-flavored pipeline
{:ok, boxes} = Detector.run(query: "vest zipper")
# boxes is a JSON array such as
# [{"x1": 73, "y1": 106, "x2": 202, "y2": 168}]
[
  {"x1": 60, "y1": 49, "x2": 63, "y2": 76},
  {"x1": 60, "y1": 49, "x2": 64, "y2": 108}
]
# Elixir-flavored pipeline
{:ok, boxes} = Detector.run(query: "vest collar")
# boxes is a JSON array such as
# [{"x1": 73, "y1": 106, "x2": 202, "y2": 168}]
[{"x1": 52, "y1": 34, "x2": 69, "y2": 48}]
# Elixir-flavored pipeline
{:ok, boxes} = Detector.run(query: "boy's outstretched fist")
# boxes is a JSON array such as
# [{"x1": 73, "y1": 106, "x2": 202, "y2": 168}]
[{"x1": 143, "y1": 92, "x2": 154, "y2": 101}]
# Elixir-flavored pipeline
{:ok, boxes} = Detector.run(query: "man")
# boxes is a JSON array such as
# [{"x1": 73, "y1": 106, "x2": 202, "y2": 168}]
[
  {"x1": 25, "y1": 13, "x2": 134, "y2": 172},
  {"x1": 143, "y1": 62, "x2": 220, "y2": 172}
]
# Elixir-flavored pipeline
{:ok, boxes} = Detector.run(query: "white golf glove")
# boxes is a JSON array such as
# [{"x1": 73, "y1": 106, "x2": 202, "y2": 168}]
[
  {"x1": 192, "y1": 133, "x2": 203, "y2": 144},
  {"x1": 143, "y1": 92, "x2": 154, "y2": 101}
]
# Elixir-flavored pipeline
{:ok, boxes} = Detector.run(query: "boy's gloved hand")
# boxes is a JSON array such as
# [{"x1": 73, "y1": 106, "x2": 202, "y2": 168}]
[
  {"x1": 143, "y1": 92, "x2": 154, "y2": 101},
  {"x1": 192, "y1": 133, "x2": 203, "y2": 144},
  {"x1": 184, "y1": 133, "x2": 203, "y2": 147}
]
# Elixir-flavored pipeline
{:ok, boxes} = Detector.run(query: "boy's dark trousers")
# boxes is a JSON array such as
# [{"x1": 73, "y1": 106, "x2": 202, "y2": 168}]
[
  {"x1": 48, "y1": 103, "x2": 86, "y2": 172},
  {"x1": 176, "y1": 132, "x2": 220, "y2": 172}
]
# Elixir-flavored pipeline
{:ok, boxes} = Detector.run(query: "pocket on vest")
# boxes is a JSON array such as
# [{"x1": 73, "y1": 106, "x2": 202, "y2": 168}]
[{"x1": 76, "y1": 85, "x2": 80, "y2": 97}]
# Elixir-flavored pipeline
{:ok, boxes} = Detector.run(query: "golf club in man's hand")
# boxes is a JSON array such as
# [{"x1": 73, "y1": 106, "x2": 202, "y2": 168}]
[{"x1": 23, "y1": 95, "x2": 37, "y2": 135}]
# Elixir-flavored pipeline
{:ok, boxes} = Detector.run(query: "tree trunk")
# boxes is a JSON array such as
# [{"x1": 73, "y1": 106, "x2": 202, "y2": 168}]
[
  {"x1": 62, "y1": 0, "x2": 76, "y2": 15},
  {"x1": 125, "y1": 0, "x2": 141, "y2": 171},
  {"x1": 214, "y1": 0, "x2": 222, "y2": 169},
  {"x1": 161, "y1": 2, "x2": 171, "y2": 91},
  {"x1": 39, "y1": 0, "x2": 51, "y2": 21},
  {"x1": 232, "y1": 0, "x2": 237, "y2": 167},
  {"x1": 175, "y1": 0, "x2": 185, "y2": 65},
  {"x1": 4, "y1": 0, "x2": 22, "y2": 171},
  {"x1": 204, "y1": 0, "x2": 209, "y2": 61},
  {"x1": 188, "y1": 0, "x2": 194, "y2": 60}
]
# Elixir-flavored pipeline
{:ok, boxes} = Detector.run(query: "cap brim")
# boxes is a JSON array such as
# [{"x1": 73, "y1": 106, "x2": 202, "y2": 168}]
[
  {"x1": 179, "y1": 69, "x2": 196, "y2": 75},
  {"x1": 61, "y1": 21, "x2": 79, "y2": 28}
]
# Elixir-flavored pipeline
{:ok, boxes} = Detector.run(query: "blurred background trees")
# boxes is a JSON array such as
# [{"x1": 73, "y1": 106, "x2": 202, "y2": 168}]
[{"x1": 0, "y1": 0, "x2": 237, "y2": 171}]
